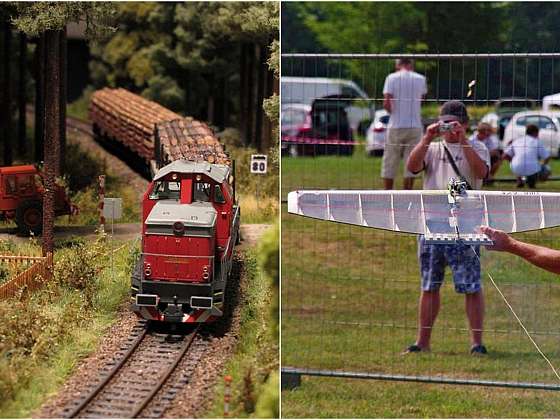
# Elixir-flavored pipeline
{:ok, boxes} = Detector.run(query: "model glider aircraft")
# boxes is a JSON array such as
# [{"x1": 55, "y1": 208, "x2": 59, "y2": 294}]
[{"x1": 287, "y1": 179, "x2": 560, "y2": 245}]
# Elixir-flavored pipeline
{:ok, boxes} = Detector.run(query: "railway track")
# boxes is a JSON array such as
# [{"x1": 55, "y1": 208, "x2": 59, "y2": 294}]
[
  {"x1": 62, "y1": 321, "x2": 207, "y2": 419},
  {"x1": 66, "y1": 116, "x2": 94, "y2": 137}
]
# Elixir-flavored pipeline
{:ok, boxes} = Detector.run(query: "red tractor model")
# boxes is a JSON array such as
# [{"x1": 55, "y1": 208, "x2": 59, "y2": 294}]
[
  {"x1": 0, "y1": 165, "x2": 75, "y2": 235},
  {"x1": 131, "y1": 160, "x2": 240, "y2": 323}
]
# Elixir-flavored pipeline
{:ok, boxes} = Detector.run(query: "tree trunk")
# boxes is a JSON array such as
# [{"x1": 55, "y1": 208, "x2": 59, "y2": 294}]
[
  {"x1": 59, "y1": 27, "x2": 67, "y2": 175},
  {"x1": 214, "y1": 76, "x2": 225, "y2": 129},
  {"x1": 17, "y1": 32, "x2": 27, "y2": 157},
  {"x1": 42, "y1": 29, "x2": 61, "y2": 256},
  {"x1": 262, "y1": 59, "x2": 275, "y2": 150},
  {"x1": 34, "y1": 34, "x2": 45, "y2": 163},
  {"x1": 245, "y1": 44, "x2": 255, "y2": 147},
  {"x1": 239, "y1": 43, "x2": 248, "y2": 143},
  {"x1": 223, "y1": 76, "x2": 229, "y2": 127},
  {"x1": 2, "y1": 23, "x2": 12, "y2": 166},
  {"x1": 207, "y1": 75, "x2": 215, "y2": 125},
  {"x1": 254, "y1": 44, "x2": 266, "y2": 151}
]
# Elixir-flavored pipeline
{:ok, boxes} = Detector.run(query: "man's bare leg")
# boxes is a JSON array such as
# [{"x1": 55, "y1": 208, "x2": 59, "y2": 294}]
[
  {"x1": 383, "y1": 178, "x2": 394, "y2": 190},
  {"x1": 465, "y1": 291, "x2": 484, "y2": 346},
  {"x1": 403, "y1": 177, "x2": 414, "y2": 190},
  {"x1": 415, "y1": 290, "x2": 440, "y2": 349}
]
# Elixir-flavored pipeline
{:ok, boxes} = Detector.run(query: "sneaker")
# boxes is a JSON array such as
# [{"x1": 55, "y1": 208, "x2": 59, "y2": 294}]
[
  {"x1": 402, "y1": 344, "x2": 428, "y2": 355},
  {"x1": 470, "y1": 344, "x2": 488, "y2": 355}
]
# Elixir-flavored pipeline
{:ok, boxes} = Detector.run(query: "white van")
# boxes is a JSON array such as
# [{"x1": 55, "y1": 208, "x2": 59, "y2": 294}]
[{"x1": 281, "y1": 77, "x2": 373, "y2": 134}]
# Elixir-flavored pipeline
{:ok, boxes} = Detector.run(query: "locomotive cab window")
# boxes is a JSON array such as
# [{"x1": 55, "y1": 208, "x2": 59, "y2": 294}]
[
  {"x1": 193, "y1": 182, "x2": 212, "y2": 202},
  {"x1": 149, "y1": 181, "x2": 180, "y2": 200},
  {"x1": 214, "y1": 185, "x2": 226, "y2": 204}
]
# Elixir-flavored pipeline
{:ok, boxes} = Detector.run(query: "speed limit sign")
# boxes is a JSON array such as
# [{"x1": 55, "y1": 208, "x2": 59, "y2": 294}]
[{"x1": 250, "y1": 154, "x2": 267, "y2": 174}]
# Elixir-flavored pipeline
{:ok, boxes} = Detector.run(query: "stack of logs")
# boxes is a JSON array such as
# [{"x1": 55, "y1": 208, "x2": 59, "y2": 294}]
[
  {"x1": 90, "y1": 88, "x2": 229, "y2": 167},
  {"x1": 155, "y1": 118, "x2": 230, "y2": 167}
]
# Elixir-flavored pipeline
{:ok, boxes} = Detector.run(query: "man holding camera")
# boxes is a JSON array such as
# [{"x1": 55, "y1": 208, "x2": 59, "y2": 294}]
[{"x1": 405, "y1": 100, "x2": 490, "y2": 355}]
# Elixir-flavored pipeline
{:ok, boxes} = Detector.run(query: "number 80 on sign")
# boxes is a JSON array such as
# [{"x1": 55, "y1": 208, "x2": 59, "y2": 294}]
[{"x1": 250, "y1": 154, "x2": 267, "y2": 174}]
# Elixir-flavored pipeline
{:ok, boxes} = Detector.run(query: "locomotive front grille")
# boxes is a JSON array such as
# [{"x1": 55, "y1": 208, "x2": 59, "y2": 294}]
[{"x1": 145, "y1": 224, "x2": 214, "y2": 237}]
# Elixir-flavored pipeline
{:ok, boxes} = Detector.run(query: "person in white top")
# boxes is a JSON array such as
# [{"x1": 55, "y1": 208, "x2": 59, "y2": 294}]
[
  {"x1": 503, "y1": 124, "x2": 550, "y2": 188},
  {"x1": 405, "y1": 100, "x2": 490, "y2": 356},
  {"x1": 469, "y1": 122, "x2": 502, "y2": 181},
  {"x1": 382, "y1": 58, "x2": 427, "y2": 190}
]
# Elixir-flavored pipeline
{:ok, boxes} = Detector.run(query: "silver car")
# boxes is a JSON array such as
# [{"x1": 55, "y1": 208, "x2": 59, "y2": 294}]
[{"x1": 365, "y1": 110, "x2": 390, "y2": 156}]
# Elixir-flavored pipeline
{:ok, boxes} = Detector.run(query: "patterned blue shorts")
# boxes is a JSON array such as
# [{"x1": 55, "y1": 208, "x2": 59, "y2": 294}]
[{"x1": 417, "y1": 236, "x2": 482, "y2": 294}]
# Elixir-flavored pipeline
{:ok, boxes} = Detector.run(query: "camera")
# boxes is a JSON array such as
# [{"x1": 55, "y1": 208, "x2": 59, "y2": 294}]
[{"x1": 439, "y1": 122, "x2": 454, "y2": 132}]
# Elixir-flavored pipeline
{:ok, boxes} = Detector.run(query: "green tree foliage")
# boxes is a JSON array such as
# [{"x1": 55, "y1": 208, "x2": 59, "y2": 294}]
[
  {"x1": 282, "y1": 2, "x2": 560, "y2": 101},
  {"x1": 296, "y1": 2, "x2": 427, "y2": 54},
  {"x1": 89, "y1": 2, "x2": 279, "y2": 149},
  {"x1": 11, "y1": 2, "x2": 115, "y2": 38},
  {"x1": 505, "y1": 2, "x2": 560, "y2": 51}
]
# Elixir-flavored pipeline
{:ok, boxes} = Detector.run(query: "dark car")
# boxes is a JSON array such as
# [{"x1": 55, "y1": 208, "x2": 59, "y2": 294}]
[{"x1": 282, "y1": 95, "x2": 354, "y2": 157}]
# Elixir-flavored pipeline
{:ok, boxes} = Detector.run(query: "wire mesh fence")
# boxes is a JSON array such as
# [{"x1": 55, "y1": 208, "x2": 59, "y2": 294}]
[{"x1": 281, "y1": 52, "x2": 560, "y2": 391}]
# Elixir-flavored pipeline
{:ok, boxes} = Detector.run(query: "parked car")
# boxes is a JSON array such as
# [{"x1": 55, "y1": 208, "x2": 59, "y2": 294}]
[
  {"x1": 365, "y1": 110, "x2": 390, "y2": 156},
  {"x1": 281, "y1": 104, "x2": 312, "y2": 157},
  {"x1": 502, "y1": 110, "x2": 560, "y2": 157},
  {"x1": 281, "y1": 76, "x2": 373, "y2": 135},
  {"x1": 481, "y1": 97, "x2": 537, "y2": 140},
  {"x1": 282, "y1": 96, "x2": 354, "y2": 157}
]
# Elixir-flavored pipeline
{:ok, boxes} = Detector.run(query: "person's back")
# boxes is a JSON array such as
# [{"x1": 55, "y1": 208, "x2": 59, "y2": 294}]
[
  {"x1": 505, "y1": 133, "x2": 549, "y2": 176},
  {"x1": 384, "y1": 69, "x2": 426, "y2": 129},
  {"x1": 381, "y1": 58, "x2": 427, "y2": 190}
]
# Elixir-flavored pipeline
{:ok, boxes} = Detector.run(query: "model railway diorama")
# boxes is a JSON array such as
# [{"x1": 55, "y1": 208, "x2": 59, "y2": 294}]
[{"x1": 90, "y1": 88, "x2": 240, "y2": 324}]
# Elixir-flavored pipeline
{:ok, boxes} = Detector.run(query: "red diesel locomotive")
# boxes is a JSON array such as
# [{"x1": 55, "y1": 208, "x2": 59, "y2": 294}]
[{"x1": 131, "y1": 160, "x2": 240, "y2": 323}]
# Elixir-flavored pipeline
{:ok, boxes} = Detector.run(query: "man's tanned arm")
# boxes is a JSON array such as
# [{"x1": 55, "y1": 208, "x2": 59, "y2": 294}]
[{"x1": 481, "y1": 226, "x2": 560, "y2": 274}]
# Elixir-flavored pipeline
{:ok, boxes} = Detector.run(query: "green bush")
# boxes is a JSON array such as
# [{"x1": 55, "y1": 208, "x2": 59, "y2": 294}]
[
  {"x1": 54, "y1": 238, "x2": 107, "y2": 305},
  {"x1": 217, "y1": 129, "x2": 279, "y2": 200},
  {"x1": 63, "y1": 143, "x2": 105, "y2": 193},
  {"x1": 0, "y1": 238, "x2": 132, "y2": 415}
]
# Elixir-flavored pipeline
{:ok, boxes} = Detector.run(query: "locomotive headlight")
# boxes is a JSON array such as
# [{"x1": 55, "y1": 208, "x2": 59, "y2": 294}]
[
  {"x1": 172, "y1": 173, "x2": 178, "y2": 180},
  {"x1": 173, "y1": 221, "x2": 185, "y2": 235},
  {"x1": 144, "y1": 263, "x2": 152, "y2": 277},
  {"x1": 202, "y1": 265, "x2": 210, "y2": 280}
]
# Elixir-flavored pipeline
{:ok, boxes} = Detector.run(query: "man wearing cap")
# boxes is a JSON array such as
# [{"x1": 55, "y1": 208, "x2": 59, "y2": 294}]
[
  {"x1": 405, "y1": 100, "x2": 491, "y2": 355},
  {"x1": 382, "y1": 58, "x2": 427, "y2": 190}
]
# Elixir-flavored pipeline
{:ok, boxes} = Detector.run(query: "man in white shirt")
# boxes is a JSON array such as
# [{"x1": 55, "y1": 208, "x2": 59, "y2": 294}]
[
  {"x1": 469, "y1": 122, "x2": 502, "y2": 181},
  {"x1": 405, "y1": 100, "x2": 490, "y2": 355},
  {"x1": 503, "y1": 124, "x2": 550, "y2": 188},
  {"x1": 382, "y1": 58, "x2": 427, "y2": 190}
]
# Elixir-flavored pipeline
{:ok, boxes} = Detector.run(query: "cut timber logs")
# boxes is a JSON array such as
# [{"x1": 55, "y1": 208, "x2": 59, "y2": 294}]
[
  {"x1": 90, "y1": 88, "x2": 230, "y2": 166},
  {"x1": 155, "y1": 119, "x2": 230, "y2": 167}
]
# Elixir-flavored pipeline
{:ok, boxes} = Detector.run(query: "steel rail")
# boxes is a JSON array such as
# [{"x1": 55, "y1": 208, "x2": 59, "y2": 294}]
[
  {"x1": 66, "y1": 324, "x2": 148, "y2": 418},
  {"x1": 130, "y1": 325, "x2": 200, "y2": 418}
]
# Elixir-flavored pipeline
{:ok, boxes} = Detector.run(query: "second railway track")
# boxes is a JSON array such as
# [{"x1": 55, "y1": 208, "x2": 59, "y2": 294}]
[{"x1": 63, "y1": 321, "x2": 207, "y2": 419}]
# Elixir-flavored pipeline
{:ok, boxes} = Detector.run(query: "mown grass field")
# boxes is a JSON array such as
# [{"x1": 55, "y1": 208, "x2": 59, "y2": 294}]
[{"x1": 282, "y1": 145, "x2": 560, "y2": 417}]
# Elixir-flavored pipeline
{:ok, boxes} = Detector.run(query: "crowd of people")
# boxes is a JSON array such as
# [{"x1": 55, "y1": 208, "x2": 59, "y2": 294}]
[
  {"x1": 381, "y1": 58, "x2": 556, "y2": 357},
  {"x1": 382, "y1": 59, "x2": 552, "y2": 191}
]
